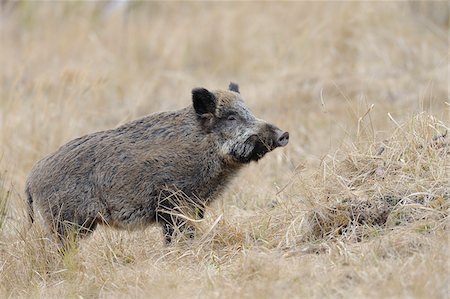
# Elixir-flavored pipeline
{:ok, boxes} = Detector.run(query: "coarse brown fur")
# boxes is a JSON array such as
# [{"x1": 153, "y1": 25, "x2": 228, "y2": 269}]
[{"x1": 25, "y1": 83, "x2": 289, "y2": 245}]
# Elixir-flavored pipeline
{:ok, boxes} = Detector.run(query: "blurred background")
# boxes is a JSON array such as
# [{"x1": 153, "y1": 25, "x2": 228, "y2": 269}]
[
  {"x1": 0, "y1": 2, "x2": 449, "y2": 298},
  {"x1": 0, "y1": 1, "x2": 448, "y2": 214}
]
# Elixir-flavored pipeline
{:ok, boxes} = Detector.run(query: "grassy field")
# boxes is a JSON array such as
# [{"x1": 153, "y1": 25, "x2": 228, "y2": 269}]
[{"x1": 0, "y1": 2, "x2": 448, "y2": 298}]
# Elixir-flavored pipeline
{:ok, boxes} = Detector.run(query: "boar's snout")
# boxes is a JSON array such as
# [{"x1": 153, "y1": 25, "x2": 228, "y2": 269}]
[{"x1": 276, "y1": 131, "x2": 289, "y2": 147}]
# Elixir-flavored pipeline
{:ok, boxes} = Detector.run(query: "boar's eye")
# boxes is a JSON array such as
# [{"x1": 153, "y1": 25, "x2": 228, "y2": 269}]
[{"x1": 227, "y1": 114, "x2": 237, "y2": 121}]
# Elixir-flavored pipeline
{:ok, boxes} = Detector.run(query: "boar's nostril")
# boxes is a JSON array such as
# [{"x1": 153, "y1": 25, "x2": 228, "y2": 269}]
[{"x1": 277, "y1": 132, "x2": 289, "y2": 147}]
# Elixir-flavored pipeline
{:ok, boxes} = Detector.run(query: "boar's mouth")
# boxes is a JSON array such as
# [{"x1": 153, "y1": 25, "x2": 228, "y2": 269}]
[
  {"x1": 232, "y1": 135, "x2": 276, "y2": 163},
  {"x1": 248, "y1": 135, "x2": 276, "y2": 162}
]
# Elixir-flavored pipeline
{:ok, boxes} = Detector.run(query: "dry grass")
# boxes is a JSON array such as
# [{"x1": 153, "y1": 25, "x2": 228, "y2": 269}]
[{"x1": 0, "y1": 2, "x2": 449, "y2": 298}]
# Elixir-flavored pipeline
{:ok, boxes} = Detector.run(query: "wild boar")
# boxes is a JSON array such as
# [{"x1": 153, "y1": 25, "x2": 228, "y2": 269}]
[{"x1": 25, "y1": 83, "x2": 289, "y2": 245}]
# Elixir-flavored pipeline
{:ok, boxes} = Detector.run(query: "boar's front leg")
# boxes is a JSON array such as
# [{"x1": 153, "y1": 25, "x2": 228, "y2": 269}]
[{"x1": 158, "y1": 213, "x2": 195, "y2": 244}]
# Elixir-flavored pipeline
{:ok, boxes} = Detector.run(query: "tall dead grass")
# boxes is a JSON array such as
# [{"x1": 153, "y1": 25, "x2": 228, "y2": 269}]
[{"x1": 0, "y1": 2, "x2": 448, "y2": 298}]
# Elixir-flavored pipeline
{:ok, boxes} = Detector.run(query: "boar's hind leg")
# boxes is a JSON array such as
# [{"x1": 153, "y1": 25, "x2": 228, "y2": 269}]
[{"x1": 53, "y1": 214, "x2": 100, "y2": 249}]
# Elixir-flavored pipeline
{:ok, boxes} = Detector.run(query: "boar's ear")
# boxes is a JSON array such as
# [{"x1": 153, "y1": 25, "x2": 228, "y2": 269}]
[
  {"x1": 192, "y1": 88, "x2": 217, "y2": 116},
  {"x1": 228, "y1": 82, "x2": 240, "y2": 93}
]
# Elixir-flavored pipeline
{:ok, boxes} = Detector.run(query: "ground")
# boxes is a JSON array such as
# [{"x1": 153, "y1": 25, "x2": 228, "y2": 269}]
[{"x1": 0, "y1": 2, "x2": 448, "y2": 298}]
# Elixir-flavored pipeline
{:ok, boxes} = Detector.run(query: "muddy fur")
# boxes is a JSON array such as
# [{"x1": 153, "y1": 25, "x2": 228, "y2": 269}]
[{"x1": 25, "y1": 83, "x2": 289, "y2": 245}]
